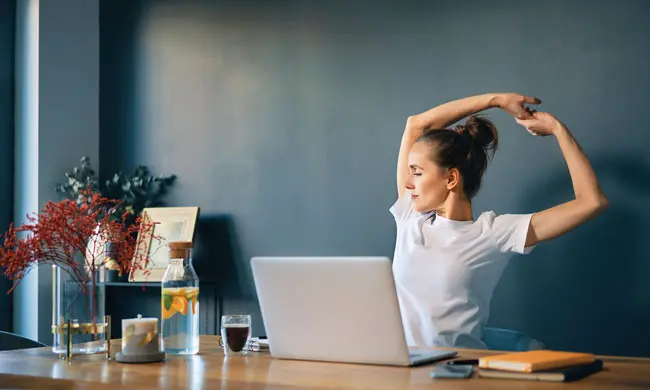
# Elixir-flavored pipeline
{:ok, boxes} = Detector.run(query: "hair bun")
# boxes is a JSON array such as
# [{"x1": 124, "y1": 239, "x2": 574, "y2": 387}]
[{"x1": 456, "y1": 115, "x2": 498, "y2": 156}]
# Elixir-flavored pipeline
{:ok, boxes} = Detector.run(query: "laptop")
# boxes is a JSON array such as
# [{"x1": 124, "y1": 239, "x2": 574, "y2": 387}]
[{"x1": 250, "y1": 256, "x2": 457, "y2": 366}]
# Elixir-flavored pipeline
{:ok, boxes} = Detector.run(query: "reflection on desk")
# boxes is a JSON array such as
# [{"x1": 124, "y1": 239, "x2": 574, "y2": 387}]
[
  {"x1": 0, "y1": 335, "x2": 649, "y2": 389},
  {"x1": 0, "y1": 373, "x2": 117, "y2": 390}
]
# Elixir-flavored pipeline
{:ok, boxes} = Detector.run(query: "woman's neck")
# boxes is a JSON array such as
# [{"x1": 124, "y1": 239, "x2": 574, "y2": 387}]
[{"x1": 435, "y1": 196, "x2": 474, "y2": 221}]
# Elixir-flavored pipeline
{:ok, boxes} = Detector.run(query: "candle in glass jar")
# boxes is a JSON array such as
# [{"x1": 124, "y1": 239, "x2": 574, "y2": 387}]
[{"x1": 121, "y1": 314, "x2": 160, "y2": 356}]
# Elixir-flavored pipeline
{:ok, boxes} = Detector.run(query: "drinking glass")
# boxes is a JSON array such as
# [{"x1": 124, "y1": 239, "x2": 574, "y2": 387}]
[{"x1": 221, "y1": 315, "x2": 251, "y2": 355}]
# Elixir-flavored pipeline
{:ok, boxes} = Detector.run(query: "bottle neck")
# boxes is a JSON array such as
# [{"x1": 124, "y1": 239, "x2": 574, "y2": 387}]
[
  {"x1": 169, "y1": 257, "x2": 191, "y2": 267},
  {"x1": 169, "y1": 258, "x2": 183, "y2": 265},
  {"x1": 168, "y1": 248, "x2": 192, "y2": 267}
]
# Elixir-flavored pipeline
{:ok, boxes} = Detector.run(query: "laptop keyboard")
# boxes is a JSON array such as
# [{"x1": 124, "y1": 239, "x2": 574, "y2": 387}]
[{"x1": 408, "y1": 348, "x2": 425, "y2": 358}]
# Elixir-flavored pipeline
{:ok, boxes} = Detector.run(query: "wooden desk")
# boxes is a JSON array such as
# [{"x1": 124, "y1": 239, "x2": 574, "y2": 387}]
[{"x1": 0, "y1": 335, "x2": 648, "y2": 389}]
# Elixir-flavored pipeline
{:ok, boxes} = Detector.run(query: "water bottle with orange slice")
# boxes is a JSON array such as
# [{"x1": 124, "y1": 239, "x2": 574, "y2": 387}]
[{"x1": 161, "y1": 241, "x2": 200, "y2": 355}]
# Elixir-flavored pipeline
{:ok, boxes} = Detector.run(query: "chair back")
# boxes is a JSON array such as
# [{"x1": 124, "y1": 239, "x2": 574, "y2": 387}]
[
  {"x1": 483, "y1": 327, "x2": 545, "y2": 351},
  {"x1": 0, "y1": 330, "x2": 46, "y2": 351}
]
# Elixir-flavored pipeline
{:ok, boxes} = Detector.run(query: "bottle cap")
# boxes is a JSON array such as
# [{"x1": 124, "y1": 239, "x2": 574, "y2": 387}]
[
  {"x1": 168, "y1": 241, "x2": 193, "y2": 249},
  {"x1": 168, "y1": 241, "x2": 193, "y2": 258}
]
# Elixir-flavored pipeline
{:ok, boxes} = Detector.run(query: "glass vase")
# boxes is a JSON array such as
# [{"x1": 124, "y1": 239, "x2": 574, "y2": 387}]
[{"x1": 52, "y1": 264, "x2": 106, "y2": 354}]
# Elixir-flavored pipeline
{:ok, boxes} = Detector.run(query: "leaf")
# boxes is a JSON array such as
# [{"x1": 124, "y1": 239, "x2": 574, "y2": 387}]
[
  {"x1": 54, "y1": 157, "x2": 176, "y2": 229},
  {"x1": 163, "y1": 294, "x2": 173, "y2": 311}
]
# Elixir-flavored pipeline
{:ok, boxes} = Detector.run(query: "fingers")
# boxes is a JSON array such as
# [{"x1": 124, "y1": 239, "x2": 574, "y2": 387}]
[
  {"x1": 515, "y1": 107, "x2": 534, "y2": 120},
  {"x1": 514, "y1": 117, "x2": 530, "y2": 127},
  {"x1": 516, "y1": 107, "x2": 537, "y2": 120},
  {"x1": 525, "y1": 107, "x2": 534, "y2": 115},
  {"x1": 515, "y1": 115, "x2": 535, "y2": 128},
  {"x1": 516, "y1": 119, "x2": 549, "y2": 137},
  {"x1": 523, "y1": 96, "x2": 542, "y2": 104},
  {"x1": 516, "y1": 119, "x2": 541, "y2": 136}
]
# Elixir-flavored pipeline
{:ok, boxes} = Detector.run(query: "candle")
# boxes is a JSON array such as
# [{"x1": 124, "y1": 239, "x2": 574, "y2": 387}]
[{"x1": 121, "y1": 314, "x2": 160, "y2": 356}]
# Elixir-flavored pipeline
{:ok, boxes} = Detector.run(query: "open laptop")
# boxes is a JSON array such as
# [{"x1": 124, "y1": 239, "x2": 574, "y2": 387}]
[{"x1": 250, "y1": 256, "x2": 457, "y2": 366}]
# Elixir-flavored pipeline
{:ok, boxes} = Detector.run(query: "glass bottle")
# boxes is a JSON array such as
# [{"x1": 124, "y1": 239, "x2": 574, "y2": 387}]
[{"x1": 161, "y1": 241, "x2": 200, "y2": 355}]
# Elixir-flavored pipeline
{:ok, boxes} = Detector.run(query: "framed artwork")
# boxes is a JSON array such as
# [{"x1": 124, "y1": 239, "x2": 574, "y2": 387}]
[{"x1": 130, "y1": 206, "x2": 200, "y2": 282}]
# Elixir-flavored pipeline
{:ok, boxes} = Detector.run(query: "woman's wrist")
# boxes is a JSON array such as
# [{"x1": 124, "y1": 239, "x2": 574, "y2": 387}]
[
  {"x1": 488, "y1": 93, "x2": 508, "y2": 109},
  {"x1": 551, "y1": 121, "x2": 568, "y2": 137}
]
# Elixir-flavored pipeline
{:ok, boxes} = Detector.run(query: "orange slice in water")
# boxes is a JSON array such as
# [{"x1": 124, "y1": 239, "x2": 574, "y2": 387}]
[
  {"x1": 162, "y1": 302, "x2": 176, "y2": 320},
  {"x1": 171, "y1": 296, "x2": 188, "y2": 316}
]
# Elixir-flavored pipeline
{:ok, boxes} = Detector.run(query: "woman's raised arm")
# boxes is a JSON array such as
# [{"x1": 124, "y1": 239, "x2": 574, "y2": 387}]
[
  {"x1": 397, "y1": 93, "x2": 540, "y2": 198},
  {"x1": 515, "y1": 112, "x2": 609, "y2": 246}
]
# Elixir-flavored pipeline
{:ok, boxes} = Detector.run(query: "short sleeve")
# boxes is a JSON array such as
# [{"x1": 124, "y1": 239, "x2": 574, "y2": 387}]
[
  {"x1": 489, "y1": 212, "x2": 535, "y2": 255},
  {"x1": 389, "y1": 191, "x2": 415, "y2": 224}
]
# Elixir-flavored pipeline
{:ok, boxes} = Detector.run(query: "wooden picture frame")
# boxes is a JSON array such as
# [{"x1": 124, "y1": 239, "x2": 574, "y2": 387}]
[{"x1": 129, "y1": 206, "x2": 200, "y2": 282}]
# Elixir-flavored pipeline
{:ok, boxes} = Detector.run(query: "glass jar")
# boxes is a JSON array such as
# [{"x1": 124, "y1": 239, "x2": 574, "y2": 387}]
[
  {"x1": 160, "y1": 241, "x2": 199, "y2": 355},
  {"x1": 52, "y1": 264, "x2": 106, "y2": 355}
]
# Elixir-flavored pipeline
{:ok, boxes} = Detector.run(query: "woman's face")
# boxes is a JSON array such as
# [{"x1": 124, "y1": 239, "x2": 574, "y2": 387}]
[{"x1": 404, "y1": 142, "x2": 451, "y2": 213}]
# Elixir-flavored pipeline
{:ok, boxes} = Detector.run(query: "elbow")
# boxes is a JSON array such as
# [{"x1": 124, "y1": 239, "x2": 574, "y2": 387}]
[
  {"x1": 406, "y1": 115, "x2": 423, "y2": 131},
  {"x1": 576, "y1": 193, "x2": 609, "y2": 218},
  {"x1": 405, "y1": 116, "x2": 429, "y2": 139},
  {"x1": 588, "y1": 194, "x2": 609, "y2": 216},
  {"x1": 597, "y1": 195, "x2": 610, "y2": 213}
]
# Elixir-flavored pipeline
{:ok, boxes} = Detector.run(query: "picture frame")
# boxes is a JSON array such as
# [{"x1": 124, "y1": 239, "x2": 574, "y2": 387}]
[{"x1": 130, "y1": 206, "x2": 200, "y2": 282}]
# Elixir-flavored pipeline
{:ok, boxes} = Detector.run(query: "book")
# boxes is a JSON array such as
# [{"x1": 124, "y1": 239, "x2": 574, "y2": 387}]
[
  {"x1": 249, "y1": 337, "x2": 269, "y2": 352},
  {"x1": 217, "y1": 336, "x2": 269, "y2": 352},
  {"x1": 478, "y1": 350, "x2": 595, "y2": 372},
  {"x1": 478, "y1": 359, "x2": 603, "y2": 382}
]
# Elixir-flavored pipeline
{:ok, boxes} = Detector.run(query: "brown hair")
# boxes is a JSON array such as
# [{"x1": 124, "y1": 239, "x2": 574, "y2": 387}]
[{"x1": 416, "y1": 115, "x2": 498, "y2": 199}]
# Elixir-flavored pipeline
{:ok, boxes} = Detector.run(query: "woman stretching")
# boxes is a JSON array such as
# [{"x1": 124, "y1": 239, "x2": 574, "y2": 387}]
[{"x1": 391, "y1": 92, "x2": 608, "y2": 349}]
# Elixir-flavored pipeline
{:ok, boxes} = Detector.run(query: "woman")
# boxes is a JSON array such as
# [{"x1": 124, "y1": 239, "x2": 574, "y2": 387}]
[{"x1": 391, "y1": 92, "x2": 608, "y2": 349}]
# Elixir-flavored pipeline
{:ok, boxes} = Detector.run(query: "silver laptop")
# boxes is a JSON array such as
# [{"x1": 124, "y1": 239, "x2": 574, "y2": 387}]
[{"x1": 250, "y1": 256, "x2": 457, "y2": 366}]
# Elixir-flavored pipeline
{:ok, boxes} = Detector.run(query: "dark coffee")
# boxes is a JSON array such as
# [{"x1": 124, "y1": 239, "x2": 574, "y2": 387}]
[{"x1": 223, "y1": 325, "x2": 250, "y2": 352}]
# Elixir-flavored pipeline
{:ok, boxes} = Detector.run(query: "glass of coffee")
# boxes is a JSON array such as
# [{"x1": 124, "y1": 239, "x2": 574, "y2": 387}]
[{"x1": 220, "y1": 314, "x2": 251, "y2": 355}]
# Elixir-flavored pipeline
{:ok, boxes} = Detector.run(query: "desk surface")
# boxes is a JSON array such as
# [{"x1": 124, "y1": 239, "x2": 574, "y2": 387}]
[{"x1": 0, "y1": 335, "x2": 649, "y2": 389}]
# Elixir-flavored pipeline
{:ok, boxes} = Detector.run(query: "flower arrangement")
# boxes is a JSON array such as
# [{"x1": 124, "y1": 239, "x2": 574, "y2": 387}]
[
  {"x1": 0, "y1": 190, "x2": 158, "y2": 315},
  {"x1": 55, "y1": 157, "x2": 175, "y2": 278}
]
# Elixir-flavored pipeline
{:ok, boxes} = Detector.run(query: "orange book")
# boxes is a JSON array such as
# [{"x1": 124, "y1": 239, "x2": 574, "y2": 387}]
[{"x1": 478, "y1": 350, "x2": 596, "y2": 373}]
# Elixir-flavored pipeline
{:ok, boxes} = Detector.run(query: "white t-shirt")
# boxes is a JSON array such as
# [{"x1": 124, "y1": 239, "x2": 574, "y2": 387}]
[{"x1": 389, "y1": 191, "x2": 534, "y2": 349}]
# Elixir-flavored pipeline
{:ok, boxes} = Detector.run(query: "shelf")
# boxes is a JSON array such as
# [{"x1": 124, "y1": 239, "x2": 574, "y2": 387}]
[
  {"x1": 105, "y1": 282, "x2": 161, "y2": 287},
  {"x1": 104, "y1": 281, "x2": 218, "y2": 287}
]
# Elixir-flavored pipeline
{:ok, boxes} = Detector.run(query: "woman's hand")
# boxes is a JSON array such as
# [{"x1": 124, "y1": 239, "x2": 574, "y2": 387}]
[
  {"x1": 515, "y1": 110, "x2": 565, "y2": 137},
  {"x1": 493, "y1": 93, "x2": 541, "y2": 120}
]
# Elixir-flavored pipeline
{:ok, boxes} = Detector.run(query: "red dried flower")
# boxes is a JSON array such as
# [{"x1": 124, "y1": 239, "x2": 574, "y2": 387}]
[{"x1": 0, "y1": 189, "x2": 159, "y2": 294}]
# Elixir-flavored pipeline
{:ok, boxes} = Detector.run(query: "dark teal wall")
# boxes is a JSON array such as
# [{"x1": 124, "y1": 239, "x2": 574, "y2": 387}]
[
  {"x1": 100, "y1": 0, "x2": 650, "y2": 357},
  {"x1": 0, "y1": 0, "x2": 15, "y2": 332}
]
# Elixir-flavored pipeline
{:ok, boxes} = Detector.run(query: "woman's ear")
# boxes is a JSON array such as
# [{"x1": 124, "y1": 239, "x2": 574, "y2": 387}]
[{"x1": 446, "y1": 168, "x2": 460, "y2": 191}]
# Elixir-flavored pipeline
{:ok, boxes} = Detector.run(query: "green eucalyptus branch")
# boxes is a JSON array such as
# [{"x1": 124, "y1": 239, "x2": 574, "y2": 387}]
[{"x1": 55, "y1": 156, "x2": 177, "y2": 227}]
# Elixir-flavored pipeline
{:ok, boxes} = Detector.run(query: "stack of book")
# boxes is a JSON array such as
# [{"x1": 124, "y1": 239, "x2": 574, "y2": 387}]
[{"x1": 477, "y1": 350, "x2": 603, "y2": 382}]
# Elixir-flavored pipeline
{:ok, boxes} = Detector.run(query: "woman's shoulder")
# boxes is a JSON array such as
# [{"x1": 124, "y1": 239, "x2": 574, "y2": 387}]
[
  {"x1": 475, "y1": 210, "x2": 535, "y2": 255},
  {"x1": 476, "y1": 210, "x2": 533, "y2": 223},
  {"x1": 474, "y1": 210, "x2": 498, "y2": 225},
  {"x1": 473, "y1": 210, "x2": 520, "y2": 234}
]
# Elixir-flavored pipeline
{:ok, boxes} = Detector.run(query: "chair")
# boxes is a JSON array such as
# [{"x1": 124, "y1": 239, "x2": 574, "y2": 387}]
[
  {"x1": 483, "y1": 327, "x2": 545, "y2": 352},
  {"x1": 0, "y1": 330, "x2": 46, "y2": 351}
]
